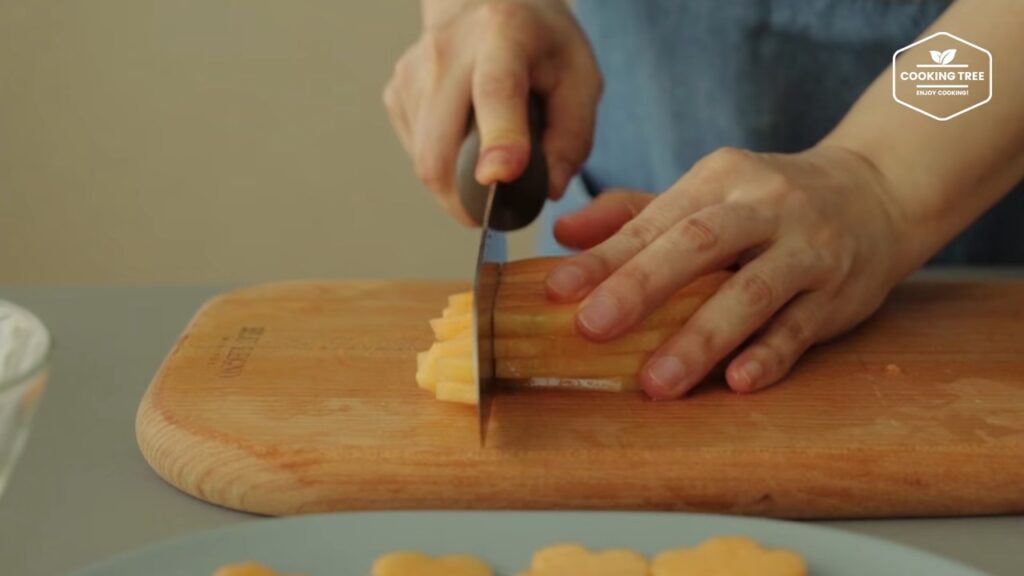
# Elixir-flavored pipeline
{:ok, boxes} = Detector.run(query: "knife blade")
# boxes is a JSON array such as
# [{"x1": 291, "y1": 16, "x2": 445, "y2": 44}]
[
  {"x1": 472, "y1": 200, "x2": 504, "y2": 446},
  {"x1": 456, "y1": 94, "x2": 548, "y2": 445}
]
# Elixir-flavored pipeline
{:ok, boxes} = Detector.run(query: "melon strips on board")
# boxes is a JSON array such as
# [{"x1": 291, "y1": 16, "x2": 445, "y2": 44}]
[{"x1": 415, "y1": 257, "x2": 729, "y2": 404}]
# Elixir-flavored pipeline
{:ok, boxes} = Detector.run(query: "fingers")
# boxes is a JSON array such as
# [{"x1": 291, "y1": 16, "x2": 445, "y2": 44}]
[
  {"x1": 640, "y1": 246, "x2": 825, "y2": 399},
  {"x1": 543, "y1": 151, "x2": 755, "y2": 304},
  {"x1": 725, "y1": 292, "x2": 828, "y2": 394},
  {"x1": 383, "y1": 54, "x2": 416, "y2": 155},
  {"x1": 385, "y1": 41, "x2": 477, "y2": 225},
  {"x1": 413, "y1": 64, "x2": 476, "y2": 226},
  {"x1": 472, "y1": 40, "x2": 532, "y2": 185},
  {"x1": 542, "y1": 51, "x2": 602, "y2": 199},
  {"x1": 569, "y1": 202, "x2": 776, "y2": 343},
  {"x1": 544, "y1": 194, "x2": 705, "y2": 306},
  {"x1": 551, "y1": 189, "x2": 654, "y2": 251}
]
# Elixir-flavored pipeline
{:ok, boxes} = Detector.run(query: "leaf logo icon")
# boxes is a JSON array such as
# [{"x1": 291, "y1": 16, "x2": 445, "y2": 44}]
[
  {"x1": 931, "y1": 48, "x2": 957, "y2": 65},
  {"x1": 941, "y1": 49, "x2": 957, "y2": 64}
]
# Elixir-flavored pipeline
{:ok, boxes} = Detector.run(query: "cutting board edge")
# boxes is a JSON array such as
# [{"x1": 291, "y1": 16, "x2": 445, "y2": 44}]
[
  {"x1": 137, "y1": 380, "x2": 1024, "y2": 519},
  {"x1": 136, "y1": 385, "x2": 325, "y2": 516}
]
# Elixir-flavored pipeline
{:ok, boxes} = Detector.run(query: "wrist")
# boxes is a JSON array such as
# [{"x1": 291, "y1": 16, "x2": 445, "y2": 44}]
[{"x1": 812, "y1": 139, "x2": 929, "y2": 285}]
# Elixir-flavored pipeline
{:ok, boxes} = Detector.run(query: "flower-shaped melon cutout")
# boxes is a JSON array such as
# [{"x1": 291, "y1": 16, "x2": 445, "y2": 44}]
[
  {"x1": 517, "y1": 544, "x2": 648, "y2": 576},
  {"x1": 373, "y1": 551, "x2": 492, "y2": 576},
  {"x1": 653, "y1": 536, "x2": 806, "y2": 576},
  {"x1": 213, "y1": 563, "x2": 301, "y2": 576}
]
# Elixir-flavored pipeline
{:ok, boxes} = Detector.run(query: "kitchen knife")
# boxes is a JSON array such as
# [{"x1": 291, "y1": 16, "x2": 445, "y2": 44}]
[{"x1": 456, "y1": 94, "x2": 548, "y2": 445}]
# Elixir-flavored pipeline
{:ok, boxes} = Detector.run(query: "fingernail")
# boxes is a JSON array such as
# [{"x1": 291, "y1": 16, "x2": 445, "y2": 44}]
[
  {"x1": 646, "y1": 357, "x2": 686, "y2": 394},
  {"x1": 737, "y1": 360, "x2": 763, "y2": 391},
  {"x1": 546, "y1": 264, "x2": 586, "y2": 298},
  {"x1": 476, "y1": 146, "x2": 519, "y2": 183},
  {"x1": 577, "y1": 292, "x2": 621, "y2": 336}
]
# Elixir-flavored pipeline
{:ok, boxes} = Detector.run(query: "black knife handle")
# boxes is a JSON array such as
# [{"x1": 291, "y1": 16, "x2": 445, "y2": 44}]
[{"x1": 455, "y1": 93, "x2": 548, "y2": 231}]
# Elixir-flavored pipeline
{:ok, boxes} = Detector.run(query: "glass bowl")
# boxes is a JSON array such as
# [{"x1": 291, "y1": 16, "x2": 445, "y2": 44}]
[{"x1": 0, "y1": 299, "x2": 51, "y2": 497}]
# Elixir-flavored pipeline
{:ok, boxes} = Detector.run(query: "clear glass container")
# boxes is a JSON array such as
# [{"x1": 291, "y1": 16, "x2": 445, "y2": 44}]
[{"x1": 0, "y1": 299, "x2": 51, "y2": 497}]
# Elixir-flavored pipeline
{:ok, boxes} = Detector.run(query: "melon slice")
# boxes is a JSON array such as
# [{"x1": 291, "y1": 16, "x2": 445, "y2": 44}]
[
  {"x1": 415, "y1": 256, "x2": 727, "y2": 404},
  {"x1": 373, "y1": 552, "x2": 492, "y2": 576},
  {"x1": 517, "y1": 544, "x2": 648, "y2": 576},
  {"x1": 652, "y1": 536, "x2": 807, "y2": 576}
]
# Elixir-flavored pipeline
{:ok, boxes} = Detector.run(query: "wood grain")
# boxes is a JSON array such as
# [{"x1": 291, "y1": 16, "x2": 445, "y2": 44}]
[{"x1": 136, "y1": 279, "x2": 1024, "y2": 518}]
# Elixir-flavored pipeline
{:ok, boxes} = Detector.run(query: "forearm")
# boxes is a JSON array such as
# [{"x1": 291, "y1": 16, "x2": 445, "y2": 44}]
[{"x1": 823, "y1": 0, "x2": 1024, "y2": 276}]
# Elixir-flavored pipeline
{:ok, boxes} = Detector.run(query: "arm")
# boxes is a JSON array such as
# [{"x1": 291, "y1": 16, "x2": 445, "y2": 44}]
[
  {"x1": 825, "y1": 0, "x2": 1024, "y2": 280},
  {"x1": 545, "y1": 0, "x2": 1024, "y2": 399}
]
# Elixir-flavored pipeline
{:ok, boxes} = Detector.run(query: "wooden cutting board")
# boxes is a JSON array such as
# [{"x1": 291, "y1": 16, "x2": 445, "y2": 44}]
[{"x1": 136, "y1": 279, "x2": 1024, "y2": 519}]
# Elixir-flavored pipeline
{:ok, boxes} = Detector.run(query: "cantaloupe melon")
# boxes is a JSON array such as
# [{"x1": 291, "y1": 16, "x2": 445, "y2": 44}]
[{"x1": 415, "y1": 257, "x2": 728, "y2": 405}]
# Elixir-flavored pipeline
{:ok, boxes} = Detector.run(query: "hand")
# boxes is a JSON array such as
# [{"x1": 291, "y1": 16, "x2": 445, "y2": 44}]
[
  {"x1": 383, "y1": 0, "x2": 602, "y2": 225},
  {"x1": 546, "y1": 145, "x2": 908, "y2": 399}
]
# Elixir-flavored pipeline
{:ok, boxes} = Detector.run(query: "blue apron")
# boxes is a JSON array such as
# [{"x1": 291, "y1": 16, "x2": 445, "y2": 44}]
[{"x1": 538, "y1": 0, "x2": 1024, "y2": 265}]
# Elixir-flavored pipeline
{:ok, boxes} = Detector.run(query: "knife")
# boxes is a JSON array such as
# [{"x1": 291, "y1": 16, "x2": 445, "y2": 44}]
[{"x1": 456, "y1": 94, "x2": 548, "y2": 446}]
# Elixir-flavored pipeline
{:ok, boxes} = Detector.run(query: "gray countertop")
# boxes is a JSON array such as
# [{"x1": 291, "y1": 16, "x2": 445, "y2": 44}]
[{"x1": 1, "y1": 276, "x2": 1022, "y2": 576}]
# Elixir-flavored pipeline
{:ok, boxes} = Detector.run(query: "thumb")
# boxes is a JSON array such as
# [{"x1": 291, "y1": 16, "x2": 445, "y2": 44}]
[{"x1": 554, "y1": 188, "x2": 655, "y2": 250}]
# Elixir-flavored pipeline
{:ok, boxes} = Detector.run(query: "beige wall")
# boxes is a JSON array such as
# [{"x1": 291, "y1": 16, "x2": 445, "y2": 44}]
[{"x1": 0, "y1": 1, "x2": 534, "y2": 284}]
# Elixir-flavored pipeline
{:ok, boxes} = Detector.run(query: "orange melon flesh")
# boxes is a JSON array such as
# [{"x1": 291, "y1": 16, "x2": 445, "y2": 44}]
[
  {"x1": 429, "y1": 315, "x2": 472, "y2": 340},
  {"x1": 415, "y1": 256, "x2": 728, "y2": 404},
  {"x1": 494, "y1": 328, "x2": 675, "y2": 358},
  {"x1": 518, "y1": 544, "x2": 649, "y2": 576},
  {"x1": 373, "y1": 552, "x2": 493, "y2": 576},
  {"x1": 497, "y1": 353, "x2": 647, "y2": 380},
  {"x1": 434, "y1": 381, "x2": 478, "y2": 405},
  {"x1": 493, "y1": 292, "x2": 716, "y2": 337},
  {"x1": 447, "y1": 291, "x2": 474, "y2": 313}
]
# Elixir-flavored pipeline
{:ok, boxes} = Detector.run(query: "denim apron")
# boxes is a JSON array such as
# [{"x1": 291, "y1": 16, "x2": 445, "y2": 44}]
[{"x1": 538, "y1": 0, "x2": 1024, "y2": 265}]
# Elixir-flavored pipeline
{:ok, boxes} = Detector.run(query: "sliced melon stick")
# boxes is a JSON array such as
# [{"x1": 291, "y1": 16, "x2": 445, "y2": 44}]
[
  {"x1": 416, "y1": 338, "x2": 474, "y2": 391},
  {"x1": 497, "y1": 353, "x2": 648, "y2": 380},
  {"x1": 447, "y1": 291, "x2": 474, "y2": 313},
  {"x1": 496, "y1": 274, "x2": 729, "y2": 310},
  {"x1": 415, "y1": 350, "x2": 435, "y2": 390},
  {"x1": 437, "y1": 337, "x2": 473, "y2": 354},
  {"x1": 434, "y1": 381, "x2": 478, "y2": 405},
  {"x1": 430, "y1": 315, "x2": 472, "y2": 340},
  {"x1": 494, "y1": 328, "x2": 675, "y2": 358},
  {"x1": 511, "y1": 375, "x2": 640, "y2": 392},
  {"x1": 495, "y1": 295, "x2": 707, "y2": 337},
  {"x1": 436, "y1": 354, "x2": 475, "y2": 382},
  {"x1": 502, "y1": 255, "x2": 562, "y2": 275},
  {"x1": 498, "y1": 264, "x2": 727, "y2": 299}
]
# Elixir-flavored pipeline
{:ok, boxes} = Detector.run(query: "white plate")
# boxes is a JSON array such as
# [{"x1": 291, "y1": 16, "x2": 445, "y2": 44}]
[{"x1": 71, "y1": 511, "x2": 987, "y2": 575}]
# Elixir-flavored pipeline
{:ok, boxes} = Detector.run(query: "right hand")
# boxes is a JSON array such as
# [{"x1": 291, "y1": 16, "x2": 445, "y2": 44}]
[{"x1": 383, "y1": 0, "x2": 602, "y2": 225}]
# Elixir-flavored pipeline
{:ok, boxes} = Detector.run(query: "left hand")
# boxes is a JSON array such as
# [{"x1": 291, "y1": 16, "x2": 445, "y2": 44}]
[{"x1": 545, "y1": 144, "x2": 909, "y2": 399}]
